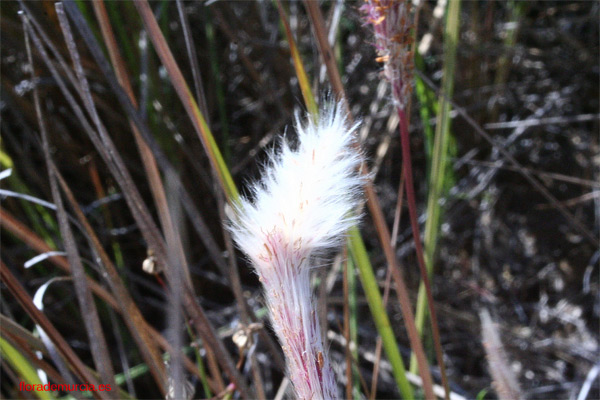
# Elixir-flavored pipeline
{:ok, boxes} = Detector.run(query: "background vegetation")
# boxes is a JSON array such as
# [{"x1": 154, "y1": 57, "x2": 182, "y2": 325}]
[{"x1": 1, "y1": 1, "x2": 598, "y2": 399}]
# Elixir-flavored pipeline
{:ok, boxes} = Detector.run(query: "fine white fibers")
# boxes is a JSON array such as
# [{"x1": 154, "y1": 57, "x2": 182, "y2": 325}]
[
  {"x1": 230, "y1": 102, "x2": 365, "y2": 399},
  {"x1": 231, "y1": 102, "x2": 365, "y2": 269}
]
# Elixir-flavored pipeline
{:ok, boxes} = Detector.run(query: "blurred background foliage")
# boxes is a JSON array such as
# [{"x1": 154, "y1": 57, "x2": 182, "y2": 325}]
[{"x1": 1, "y1": 1, "x2": 598, "y2": 399}]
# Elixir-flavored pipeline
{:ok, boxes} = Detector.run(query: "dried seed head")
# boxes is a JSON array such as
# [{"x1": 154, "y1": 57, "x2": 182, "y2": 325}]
[{"x1": 361, "y1": 0, "x2": 414, "y2": 109}]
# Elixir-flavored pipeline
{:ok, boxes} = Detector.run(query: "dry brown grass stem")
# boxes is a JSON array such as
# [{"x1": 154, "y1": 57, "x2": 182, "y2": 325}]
[{"x1": 480, "y1": 310, "x2": 524, "y2": 400}]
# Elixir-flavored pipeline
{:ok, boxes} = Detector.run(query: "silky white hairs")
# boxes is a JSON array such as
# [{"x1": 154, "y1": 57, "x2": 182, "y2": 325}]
[{"x1": 229, "y1": 102, "x2": 366, "y2": 399}]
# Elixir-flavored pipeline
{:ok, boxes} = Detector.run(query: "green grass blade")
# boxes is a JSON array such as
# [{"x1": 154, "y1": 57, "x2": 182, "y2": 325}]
[
  {"x1": 415, "y1": 52, "x2": 438, "y2": 176},
  {"x1": 347, "y1": 256, "x2": 361, "y2": 400},
  {"x1": 275, "y1": 0, "x2": 318, "y2": 118},
  {"x1": 348, "y1": 226, "x2": 413, "y2": 400},
  {"x1": 0, "y1": 146, "x2": 58, "y2": 250},
  {"x1": 490, "y1": 0, "x2": 525, "y2": 122},
  {"x1": 205, "y1": 15, "x2": 231, "y2": 164},
  {"x1": 0, "y1": 336, "x2": 55, "y2": 400},
  {"x1": 185, "y1": 323, "x2": 212, "y2": 398},
  {"x1": 104, "y1": 1, "x2": 138, "y2": 74},
  {"x1": 412, "y1": 0, "x2": 461, "y2": 375},
  {"x1": 132, "y1": 0, "x2": 239, "y2": 202}
]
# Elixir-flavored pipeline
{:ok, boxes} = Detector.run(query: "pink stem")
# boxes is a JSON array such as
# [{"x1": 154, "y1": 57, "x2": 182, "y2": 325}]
[{"x1": 397, "y1": 107, "x2": 450, "y2": 399}]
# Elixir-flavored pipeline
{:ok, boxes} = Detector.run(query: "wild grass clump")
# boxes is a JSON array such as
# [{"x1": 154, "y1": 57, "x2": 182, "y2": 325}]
[{"x1": 1, "y1": 1, "x2": 598, "y2": 400}]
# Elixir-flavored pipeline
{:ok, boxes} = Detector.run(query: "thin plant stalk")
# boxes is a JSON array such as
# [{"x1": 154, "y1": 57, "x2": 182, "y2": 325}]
[
  {"x1": 64, "y1": 2, "x2": 249, "y2": 393},
  {"x1": 342, "y1": 252, "x2": 363, "y2": 400},
  {"x1": 370, "y1": 170, "x2": 405, "y2": 400},
  {"x1": 67, "y1": 2, "x2": 284, "y2": 395},
  {"x1": 275, "y1": 0, "x2": 318, "y2": 118},
  {"x1": 480, "y1": 310, "x2": 523, "y2": 400},
  {"x1": 93, "y1": 1, "x2": 225, "y2": 392},
  {"x1": 398, "y1": 108, "x2": 450, "y2": 399},
  {"x1": 412, "y1": 0, "x2": 461, "y2": 376},
  {"x1": 361, "y1": 1, "x2": 450, "y2": 397},
  {"x1": 27, "y1": 10, "x2": 117, "y2": 391},
  {"x1": 348, "y1": 226, "x2": 413, "y2": 399},
  {"x1": 0, "y1": 336, "x2": 54, "y2": 400},
  {"x1": 343, "y1": 252, "x2": 353, "y2": 400},
  {"x1": 1, "y1": 202, "x2": 208, "y2": 390},
  {"x1": 205, "y1": 15, "x2": 231, "y2": 163},
  {"x1": 0, "y1": 262, "x2": 105, "y2": 399},
  {"x1": 27, "y1": 3, "x2": 245, "y2": 394},
  {"x1": 133, "y1": 0, "x2": 238, "y2": 201},
  {"x1": 301, "y1": 3, "x2": 426, "y2": 397}
]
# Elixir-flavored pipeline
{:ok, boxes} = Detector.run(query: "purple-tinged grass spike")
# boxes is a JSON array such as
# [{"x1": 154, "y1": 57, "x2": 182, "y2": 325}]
[{"x1": 230, "y1": 102, "x2": 366, "y2": 399}]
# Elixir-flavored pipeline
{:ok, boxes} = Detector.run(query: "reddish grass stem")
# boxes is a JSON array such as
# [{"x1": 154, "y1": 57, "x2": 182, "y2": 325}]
[{"x1": 398, "y1": 108, "x2": 450, "y2": 400}]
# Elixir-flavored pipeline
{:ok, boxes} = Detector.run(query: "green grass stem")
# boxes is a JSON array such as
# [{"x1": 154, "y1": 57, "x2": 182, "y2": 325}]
[
  {"x1": 0, "y1": 336, "x2": 54, "y2": 400},
  {"x1": 205, "y1": 14, "x2": 231, "y2": 164},
  {"x1": 411, "y1": 0, "x2": 461, "y2": 374},
  {"x1": 348, "y1": 226, "x2": 413, "y2": 399},
  {"x1": 347, "y1": 256, "x2": 361, "y2": 399}
]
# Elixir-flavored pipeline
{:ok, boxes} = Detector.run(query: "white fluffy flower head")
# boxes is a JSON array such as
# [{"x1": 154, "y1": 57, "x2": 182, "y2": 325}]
[
  {"x1": 230, "y1": 102, "x2": 365, "y2": 399},
  {"x1": 231, "y1": 102, "x2": 365, "y2": 269}
]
